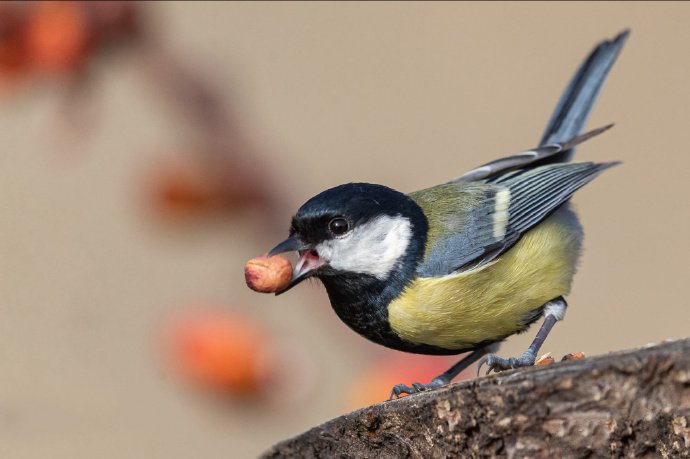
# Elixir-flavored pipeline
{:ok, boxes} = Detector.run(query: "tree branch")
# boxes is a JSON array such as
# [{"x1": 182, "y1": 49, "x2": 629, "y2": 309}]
[{"x1": 264, "y1": 338, "x2": 690, "y2": 458}]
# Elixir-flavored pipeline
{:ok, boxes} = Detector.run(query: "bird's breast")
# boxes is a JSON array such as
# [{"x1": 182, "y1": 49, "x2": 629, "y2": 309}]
[
  {"x1": 321, "y1": 274, "x2": 465, "y2": 355},
  {"x1": 387, "y1": 206, "x2": 583, "y2": 351}
]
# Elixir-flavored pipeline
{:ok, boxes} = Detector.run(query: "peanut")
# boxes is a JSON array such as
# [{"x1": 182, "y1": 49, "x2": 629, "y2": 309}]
[{"x1": 245, "y1": 254, "x2": 293, "y2": 293}]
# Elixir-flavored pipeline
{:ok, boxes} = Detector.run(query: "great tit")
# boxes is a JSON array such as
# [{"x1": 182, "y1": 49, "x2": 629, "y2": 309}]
[{"x1": 268, "y1": 30, "x2": 628, "y2": 398}]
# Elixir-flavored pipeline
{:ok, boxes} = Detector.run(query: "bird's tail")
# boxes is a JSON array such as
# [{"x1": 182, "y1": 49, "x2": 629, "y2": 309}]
[{"x1": 538, "y1": 29, "x2": 629, "y2": 162}]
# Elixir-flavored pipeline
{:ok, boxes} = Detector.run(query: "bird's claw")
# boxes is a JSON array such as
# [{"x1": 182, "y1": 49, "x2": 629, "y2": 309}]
[
  {"x1": 477, "y1": 351, "x2": 537, "y2": 376},
  {"x1": 389, "y1": 383, "x2": 416, "y2": 399},
  {"x1": 389, "y1": 382, "x2": 428, "y2": 400},
  {"x1": 389, "y1": 377, "x2": 448, "y2": 400}
]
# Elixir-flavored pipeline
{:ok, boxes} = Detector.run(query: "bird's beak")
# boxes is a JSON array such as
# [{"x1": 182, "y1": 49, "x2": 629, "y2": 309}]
[
  {"x1": 268, "y1": 235, "x2": 303, "y2": 257},
  {"x1": 268, "y1": 235, "x2": 326, "y2": 295}
]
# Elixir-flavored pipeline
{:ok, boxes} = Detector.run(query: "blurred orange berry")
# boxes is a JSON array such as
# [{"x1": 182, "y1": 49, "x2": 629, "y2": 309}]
[
  {"x1": 164, "y1": 309, "x2": 271, "y2": 396},
  {"x1": 147, "y1": 155, "x2": 276, "y2": 221},
  {"x1": 24, "y1": 1, "x2": 90, "y2": 74},
  {"x1": 150, "y1": 160, "x2": 220, "y2": 219},
  {"x1": 345, "y1": 354, "x2": 467, "y2": 409}
]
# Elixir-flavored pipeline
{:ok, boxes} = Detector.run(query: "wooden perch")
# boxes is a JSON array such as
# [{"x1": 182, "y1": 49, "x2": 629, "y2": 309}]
[{"x1": 264, "y1": 338, "x2": 690, "y2": 458}]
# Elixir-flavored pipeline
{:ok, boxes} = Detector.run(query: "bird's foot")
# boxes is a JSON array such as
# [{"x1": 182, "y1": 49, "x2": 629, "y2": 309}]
[
  {"x1": 477, "y1": 350, "x2": 537, "y2": 376},
  {"x1": 389, "y1": 376, "x2": 448, "y2": 400}
]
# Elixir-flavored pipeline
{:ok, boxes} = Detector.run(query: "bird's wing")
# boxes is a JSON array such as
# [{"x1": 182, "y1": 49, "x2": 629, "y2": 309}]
[
  {"x1": 452, "y1": 125, "x2": 612, "y2": 183},
  {"x1": 411, "y1": 161, "x2": 617, "y2": 277}
]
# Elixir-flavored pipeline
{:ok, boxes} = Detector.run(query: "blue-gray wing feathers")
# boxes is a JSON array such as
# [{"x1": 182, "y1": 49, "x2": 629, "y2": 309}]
[{"x1": 415, "y1": 161, "x2": 617, "y2": 277}]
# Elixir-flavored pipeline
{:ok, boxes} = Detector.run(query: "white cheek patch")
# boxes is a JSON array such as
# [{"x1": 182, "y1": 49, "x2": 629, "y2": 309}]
[{"x1": 316, "y1": 215, "x2": 412, "y2": 279}]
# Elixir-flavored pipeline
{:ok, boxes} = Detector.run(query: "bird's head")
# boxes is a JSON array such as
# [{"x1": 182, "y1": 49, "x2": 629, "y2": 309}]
[{"x1": 269, "y1": 183, "x2": 428, "y2": 295}]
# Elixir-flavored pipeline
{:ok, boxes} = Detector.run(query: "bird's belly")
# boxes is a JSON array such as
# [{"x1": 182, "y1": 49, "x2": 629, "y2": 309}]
[{"x1": 387, "y1": 206, "x2": 583, "y2": 351}]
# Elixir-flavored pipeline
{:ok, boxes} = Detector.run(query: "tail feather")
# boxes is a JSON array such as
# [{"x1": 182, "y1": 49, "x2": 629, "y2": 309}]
[{"x1": 539, "y1": 29, "x2": 629, "y2": 161}]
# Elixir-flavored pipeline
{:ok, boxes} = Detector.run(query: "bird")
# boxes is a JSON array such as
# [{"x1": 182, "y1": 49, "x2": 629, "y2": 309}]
[{"x1": 267, "y1": 30, "x2": 629, "y2": 398}]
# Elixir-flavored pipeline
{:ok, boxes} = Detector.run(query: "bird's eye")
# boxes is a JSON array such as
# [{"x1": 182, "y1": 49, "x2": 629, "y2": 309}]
[{"x1": 328, "y1": 217, "x2": 350, "y2": 236}]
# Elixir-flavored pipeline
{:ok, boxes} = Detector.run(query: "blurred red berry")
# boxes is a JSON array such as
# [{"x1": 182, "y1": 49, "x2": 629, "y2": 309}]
[
  {"x1": 24, "y1": 1, "x2": 90, "y2": 74},
  {"x1": 0, "y1": 3, "x2": 27, "y2": 78}
]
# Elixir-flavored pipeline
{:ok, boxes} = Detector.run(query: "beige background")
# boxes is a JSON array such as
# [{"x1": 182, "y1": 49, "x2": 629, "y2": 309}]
[{"x1": 1, "y1": 2, "x2": 689, "y2": 458}]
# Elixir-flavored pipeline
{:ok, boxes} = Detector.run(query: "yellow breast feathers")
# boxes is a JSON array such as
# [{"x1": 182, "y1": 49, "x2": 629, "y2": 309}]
[{"x1": 387, "y1": 206, "x2": 582, "y2": 350}]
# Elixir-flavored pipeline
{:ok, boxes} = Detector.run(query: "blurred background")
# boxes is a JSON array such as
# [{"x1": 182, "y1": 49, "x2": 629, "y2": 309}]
[{"x1": 0, "y1": 2, "x2": 689, "y2": 457}]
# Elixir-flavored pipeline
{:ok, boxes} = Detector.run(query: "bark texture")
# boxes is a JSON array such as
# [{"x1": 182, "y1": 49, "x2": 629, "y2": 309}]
[{"x1": 264, "y1": 338, "x2": 690, "y2": 458}]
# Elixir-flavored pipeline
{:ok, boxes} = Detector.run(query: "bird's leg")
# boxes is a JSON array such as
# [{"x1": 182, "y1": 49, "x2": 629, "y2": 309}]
[
  {"x1": 389, "y1": 343, "x2": 497, "y2": 399},
  {"x1": 477, "y1": 296, "x2": 567, "y2": 375}
]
